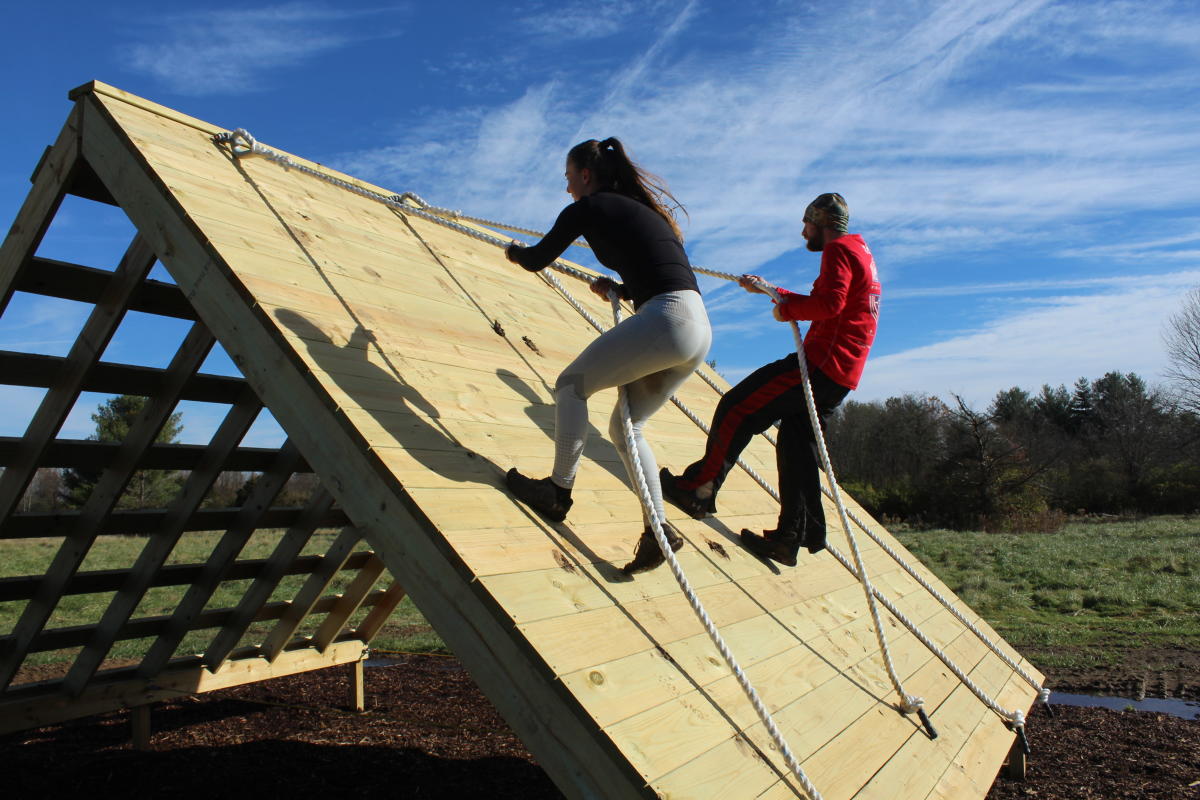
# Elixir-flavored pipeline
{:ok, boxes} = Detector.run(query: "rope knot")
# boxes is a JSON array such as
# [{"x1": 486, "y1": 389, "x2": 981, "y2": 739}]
[{"x1": 216, "y1": 128, "x2": 258, "y2": 158}]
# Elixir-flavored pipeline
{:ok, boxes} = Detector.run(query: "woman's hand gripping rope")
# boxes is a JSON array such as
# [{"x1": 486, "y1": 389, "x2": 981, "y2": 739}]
[{"x1": 589, "y1": 276, "x2": 622, "y2": 301}]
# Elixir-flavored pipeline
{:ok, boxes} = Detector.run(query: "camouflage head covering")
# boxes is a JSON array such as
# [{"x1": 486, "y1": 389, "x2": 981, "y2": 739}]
[{"x1": 803, "y1": 192, "x2": 849, "y2": 233}]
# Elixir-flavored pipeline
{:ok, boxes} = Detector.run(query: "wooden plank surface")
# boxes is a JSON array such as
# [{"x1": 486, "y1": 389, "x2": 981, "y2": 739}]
[{"x1": 55, "y1": 84, "x2": 1044, "y2": 800}]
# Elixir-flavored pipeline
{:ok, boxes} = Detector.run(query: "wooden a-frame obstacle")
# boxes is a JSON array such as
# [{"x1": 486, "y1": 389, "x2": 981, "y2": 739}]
[{"x1": 0, "y1": 82, "x2": 1042, "y2": 798}]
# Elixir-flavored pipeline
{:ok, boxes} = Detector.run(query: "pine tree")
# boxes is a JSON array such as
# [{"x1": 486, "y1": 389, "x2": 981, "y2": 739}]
[{"x1": 60, "y1": 395, "x2": 185, "y2": 509}]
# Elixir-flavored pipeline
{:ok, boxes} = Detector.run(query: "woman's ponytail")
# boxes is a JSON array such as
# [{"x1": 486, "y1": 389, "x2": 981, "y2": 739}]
[{"x1": 568, "y1": 138, "x2": 686, "y2": 239}]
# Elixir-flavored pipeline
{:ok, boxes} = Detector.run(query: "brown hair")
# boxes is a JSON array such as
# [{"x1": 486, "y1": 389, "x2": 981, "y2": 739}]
[{"x1": 567, "y1": 138, "x2": 687, "y2": 239}]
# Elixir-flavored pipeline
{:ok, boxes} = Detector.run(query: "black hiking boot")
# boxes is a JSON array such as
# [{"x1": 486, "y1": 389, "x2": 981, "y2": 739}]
[
  {"x1": 659, "y1": 467, "x2": 713, "y2": 519},
  {"x1": 739, "y1": 529, "x2": 801, "y2": 567},
  {"x1": 621, "y1": 523, "x2": 685, "y2": 575},
  {"x1": 505, "y1": 468, "x2": 572, "y2": 522}
]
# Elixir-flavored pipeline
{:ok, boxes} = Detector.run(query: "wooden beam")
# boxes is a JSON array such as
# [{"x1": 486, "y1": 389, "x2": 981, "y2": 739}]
[
  {"x1": 0, "y1": 435, "x2": 295, "y2": 472},
  {"x1": 0, "y1": 233, "x2": 159, "y2": 523},
  {"x1": 0, "y1": 352, "x2": 246, "y2": 404},
  {"x1": 0, "y1": 551, "x2": 375, "y2": 602},
  {"x1": 259, "y1": 526, "x2": 363, "y2": 662},
  {"x1": 0, "y1": 106, "x2": 81, "y2": 315},
  {"x1": 64, "y1": 390, "x2": 264, "y2": 695},
  {"x1": 130, "y1": 703, "x2": 151, "y2": 750},
  {"x1": 0, "y1": 506, "x2": 348, "y2": 540},
  {"x1": 0, "y1": 640, "x2": 366, "y2": 735},
  {"x1": 311, "y1": 552, "x2": 387, "y2": 652},
  {"x1": 1, "y1": 592, "x2": 358, "y2": 656},
  {"x1": 16, "y1": 256, "x2": 193, "y2": 318},
  {"x1": 0, "y1": 320, "x2": 215, "y2": 692},
  {"x1": 202, "y1": 488, "x2": 337, "y2": 671},
  {"x1": 136, "y1": 441, "x2": 304, "y2": 677},
  {"x1": 351, "y1": 580, "x2": 407, "y2": 645}
]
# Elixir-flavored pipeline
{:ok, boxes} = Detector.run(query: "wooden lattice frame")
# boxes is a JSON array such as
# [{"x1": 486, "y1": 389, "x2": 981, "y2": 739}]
[{"x1": 0, "y1": 104, "x2": 406, "y2": 733}]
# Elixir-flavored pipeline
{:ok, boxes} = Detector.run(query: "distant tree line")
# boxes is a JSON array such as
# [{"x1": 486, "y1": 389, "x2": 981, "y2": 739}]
[
  {"x1": 16, "y1": 395, "x2": 319, "y2": 514},
  {"x1": 827, "y1": 371, "x2": 1200, "y2": 530}
]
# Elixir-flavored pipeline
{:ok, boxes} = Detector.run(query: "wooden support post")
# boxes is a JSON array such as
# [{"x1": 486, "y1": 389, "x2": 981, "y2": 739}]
[
  {"x1": 1003, "y1": 735, "x2": 1027, "y2": 780},
  {"x1": 350, "y1": 656, "x2": 365, "y2": 713},
  {"x1": 130, "y1": 703, "x2": 151, "y2": 750}
]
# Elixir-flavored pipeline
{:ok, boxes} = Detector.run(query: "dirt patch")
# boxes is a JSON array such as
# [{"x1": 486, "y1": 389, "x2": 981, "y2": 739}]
[
  {"x1": 3, "y1": 654, "x2": 1198, "y2": 799},
  {"x1": 1033, "y1": 646, "x2": 1200, "y2": 701}
]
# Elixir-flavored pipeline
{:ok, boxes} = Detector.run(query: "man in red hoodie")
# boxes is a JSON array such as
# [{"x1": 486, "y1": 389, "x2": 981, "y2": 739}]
[{"x1": 661, "y1": 192, "x2": 881, "y2": 566}]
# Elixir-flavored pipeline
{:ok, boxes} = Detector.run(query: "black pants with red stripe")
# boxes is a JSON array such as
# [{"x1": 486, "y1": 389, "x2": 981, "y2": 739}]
[{"x1": 679, "y1": 354, "x2": 850, "y2": 551}]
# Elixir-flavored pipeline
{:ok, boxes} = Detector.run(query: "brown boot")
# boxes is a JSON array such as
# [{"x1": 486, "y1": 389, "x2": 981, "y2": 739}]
[
  {"x1": 621, "y1": 523, "x2": 685, "y2": 574},
  {"x1": 739, "y1": 529, "x2": 800, "y2": 567}
]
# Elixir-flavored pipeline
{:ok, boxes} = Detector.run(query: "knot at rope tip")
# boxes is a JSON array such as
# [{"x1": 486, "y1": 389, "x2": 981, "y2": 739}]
[{"x1": 214, "y1": 128, "x2": 257, "y2": 158}]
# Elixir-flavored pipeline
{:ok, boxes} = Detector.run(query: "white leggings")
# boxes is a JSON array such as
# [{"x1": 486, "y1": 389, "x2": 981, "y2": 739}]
[{"x1": 552, "y1": 289, "x2": 712, "y2": 525}]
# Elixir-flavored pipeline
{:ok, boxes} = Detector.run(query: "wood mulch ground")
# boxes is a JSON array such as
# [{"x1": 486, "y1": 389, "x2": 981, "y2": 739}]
[{"x1": 4, "y1": 653, "x2": 1198, "y2": 799}]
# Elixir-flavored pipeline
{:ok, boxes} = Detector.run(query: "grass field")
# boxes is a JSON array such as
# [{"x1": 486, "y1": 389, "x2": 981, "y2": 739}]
[
  {"x1": 3, "y1": 515, "x2": 1197, "y2": 671},
  {"x1": 900, "y1": 514, "x2": 1200, "y2": 669}
]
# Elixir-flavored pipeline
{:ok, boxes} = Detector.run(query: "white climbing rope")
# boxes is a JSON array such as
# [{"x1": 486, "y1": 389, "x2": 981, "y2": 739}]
[
  {"x1": 211, "y1": 127, "x2": 1044, "y2": 741},
  {"x1": 541, "y1": 267, "x2": 821, "y2": 798},
  {"x1": 753, "y1": 276, "x2": 924, "y2": 718}
]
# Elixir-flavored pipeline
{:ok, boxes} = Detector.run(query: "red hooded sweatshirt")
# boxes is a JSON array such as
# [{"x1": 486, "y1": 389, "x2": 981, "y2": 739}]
[{"x1": 774, "y1": 233, "x2": 881, "y2": 390}]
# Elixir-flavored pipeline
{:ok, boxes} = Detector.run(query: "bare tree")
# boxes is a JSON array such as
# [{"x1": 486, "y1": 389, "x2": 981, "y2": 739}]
[{"x1": 1164, "y1": 286, "x2": 1200, "y2": 414}]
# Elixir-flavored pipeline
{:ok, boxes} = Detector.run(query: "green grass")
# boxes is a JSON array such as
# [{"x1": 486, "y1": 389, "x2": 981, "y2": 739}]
[{"x1": 899, "y1": 515, "x2": 1200, "y2": 670}]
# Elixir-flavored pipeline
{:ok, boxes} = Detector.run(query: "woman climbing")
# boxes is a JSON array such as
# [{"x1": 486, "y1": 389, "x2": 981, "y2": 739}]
[{"x1": 504, "y1": 138, "x2": 711, "y2": 574}]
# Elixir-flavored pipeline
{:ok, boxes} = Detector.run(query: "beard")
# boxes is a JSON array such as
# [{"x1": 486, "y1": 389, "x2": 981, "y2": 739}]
[{"x1": 804, "y1": 228, "x2": 825, "y2": 252}]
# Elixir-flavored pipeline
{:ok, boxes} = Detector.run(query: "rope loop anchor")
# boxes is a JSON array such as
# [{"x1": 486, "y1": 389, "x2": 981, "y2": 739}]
[
  {"x1": 1005, "y1": 710, "x2": 1031, "y2": 755},
  {"x1": 214, "y1": 128, "x2": 258, "y2": 158},
  {"x1": 1038, "y1": 686, "x2": 1055, "y2": 717}
]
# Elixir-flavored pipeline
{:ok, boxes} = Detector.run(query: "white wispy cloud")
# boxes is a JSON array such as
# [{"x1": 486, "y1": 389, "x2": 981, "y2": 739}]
[
  {"x1": 328, "y1": 0, "x2": 1199, "y2": 404},
  {"x1": 887, "y1": 269, "x2": 1200, "y2": 300},
  {"x1": 517, "y1": 0, "x2": 653, "y2": 41},
  {"x1": 124, "y1": 2, "x2": 403, "y2": 95},
  {"x1": 858, "y1": 277, "x2": 1198, "y2": 406}
]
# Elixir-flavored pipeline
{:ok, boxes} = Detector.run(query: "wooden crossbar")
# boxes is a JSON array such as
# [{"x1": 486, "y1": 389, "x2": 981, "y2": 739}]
[
  {"x1": 1, "y1": 591, "x2": 393, "y2": 657},
  {"x1": 0, "y1": 507, "x2": 348, "y2": 540},
  {"x1": 0, "y1": 640, "x2": 367, "y2": 736},
  {"x1": 0, "y1": 353, "x2": 247, "y2": 404},
  {"x1": 0, "y1": 552, "x2": 376, "y2": 603},
  {"x1": 16, "y1": 256, "x2": 194, "y2": 319}
]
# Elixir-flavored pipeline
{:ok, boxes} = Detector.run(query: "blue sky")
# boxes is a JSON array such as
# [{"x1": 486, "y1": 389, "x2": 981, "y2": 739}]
[{"x1": 2, "y1": 0, "x2": 1198, "y2": 446}]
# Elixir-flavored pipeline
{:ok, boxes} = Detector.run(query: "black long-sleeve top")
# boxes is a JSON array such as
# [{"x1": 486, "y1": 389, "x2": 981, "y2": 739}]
[{"x1": 507, "y1": 191, "x2": 699, "y2": 309}]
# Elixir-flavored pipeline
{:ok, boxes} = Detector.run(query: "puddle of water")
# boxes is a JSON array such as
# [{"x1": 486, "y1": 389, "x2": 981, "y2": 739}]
[
  {"x1": 1050, "y1": 691, "x2": 1200, "y2": 721},
  {"x1": 364, "y1": 658, "x2": 402, "y2": 668}
]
